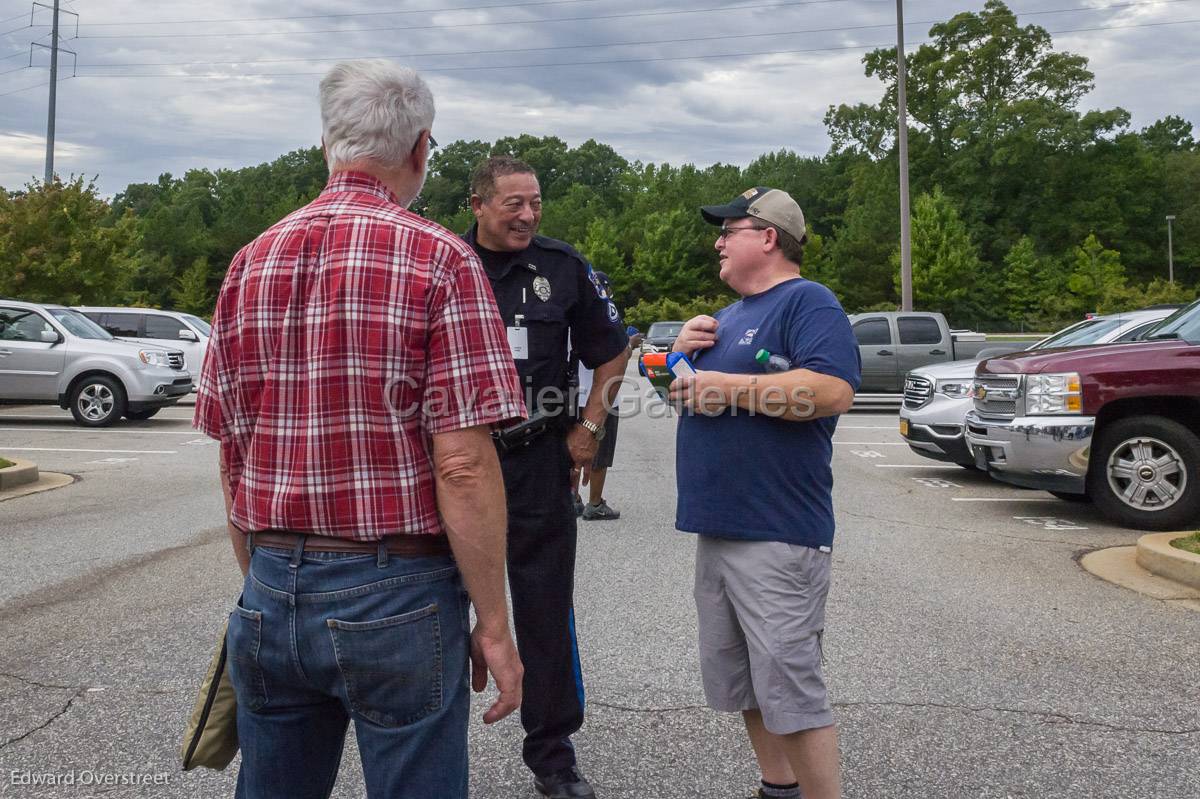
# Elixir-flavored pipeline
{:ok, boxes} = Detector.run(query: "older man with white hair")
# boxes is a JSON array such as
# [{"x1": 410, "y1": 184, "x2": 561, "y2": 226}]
[{"x1": 195, "y1": 60, "x2": 525, "y2": 799}]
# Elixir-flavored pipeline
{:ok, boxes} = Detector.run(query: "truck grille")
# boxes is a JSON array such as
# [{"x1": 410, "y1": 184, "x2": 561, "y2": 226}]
[
  {"x1": 903, "y1": 375, "x2": 933, "y2": 409},
  {"x1": 972, "y1": 376, "x2": 1022, "y2": 420},
  {"x1": 166, "y1": 352, "x2": 184, "y2": 370}
]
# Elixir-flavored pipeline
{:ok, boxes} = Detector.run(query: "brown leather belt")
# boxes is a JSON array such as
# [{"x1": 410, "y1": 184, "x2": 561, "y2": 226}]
[{"x1": 249, "y1": 529, "x2": 451, "y2": 558}]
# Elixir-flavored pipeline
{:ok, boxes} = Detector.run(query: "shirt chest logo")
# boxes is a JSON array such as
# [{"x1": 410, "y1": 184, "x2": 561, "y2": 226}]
[
  {"x1": 738, "y1": 327, "x2": 758, "y2": 346},
  {"x1": 532, "y1": 275, "x2": 552, "y2": 302}
]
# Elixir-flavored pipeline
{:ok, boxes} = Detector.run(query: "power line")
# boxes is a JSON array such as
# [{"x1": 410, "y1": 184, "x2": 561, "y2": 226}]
[
  {"x1": 64, "y1": 1, "x2": 1200, "y2": 72},
  {"x1": 73, "y1": 0, "x2": 865, "y2": 39},
  {"x1": 61, "y1": 0, "x2": 1200, "y2": 39},
  {"x1": 2, "y1": 11, "x2": 1197, "y2": 94},
  {"x1": 0, "y1": 76, "x2": 50, "y2": 97},
  {"x1": 72, "y1": 0, "x2": 610, "y2": 27},
  {"x1": 39, "y1": 15, "x2": 1200, "y2": 81},
  {"x1": 71, "y1": 21, "x2": 945, "y2": 69}
]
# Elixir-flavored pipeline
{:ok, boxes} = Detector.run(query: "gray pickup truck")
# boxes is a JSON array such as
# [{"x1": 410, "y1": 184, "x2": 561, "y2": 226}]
[{"x1": 848, "y1": 311, "x2": 1032, "y2": 394}]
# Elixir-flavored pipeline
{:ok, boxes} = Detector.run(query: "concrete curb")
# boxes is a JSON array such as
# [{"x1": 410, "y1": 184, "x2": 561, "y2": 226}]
[
  {"x1": 1137, "y1": 532, "x2": 1200, "y2": 591},
  {"x1": 1081, "y1": 546, "x2": 1200, "y2": 613},
  {"x1": 0, "y1": 458, "x2": 38, "y2": 490},
  {"x1": 0, "y1": 471, "x2": 75, "y2": 502}
]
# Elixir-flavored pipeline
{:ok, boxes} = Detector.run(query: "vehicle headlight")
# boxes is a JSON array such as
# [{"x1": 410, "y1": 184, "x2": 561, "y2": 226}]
[
  {"x1": 138, "y1": 349, "x2": 168, "y2": 367},
  {"x1": 1025, "y1": 372, "x2": 1082, "y2": 415},
  {"x1": 935, "y1": 380, "x2": 972, "y2": 398}
]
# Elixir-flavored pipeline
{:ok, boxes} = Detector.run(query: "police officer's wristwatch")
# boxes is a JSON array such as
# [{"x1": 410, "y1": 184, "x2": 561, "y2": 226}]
[{"x1": 577, "y1": 418, "x2": 606, "y2": 442}]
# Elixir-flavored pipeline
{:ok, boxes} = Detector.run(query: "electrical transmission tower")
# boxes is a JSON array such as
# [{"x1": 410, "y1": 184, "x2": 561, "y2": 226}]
[{"x1": 27, "y1": 1, "x2": 77, "y2": 183}]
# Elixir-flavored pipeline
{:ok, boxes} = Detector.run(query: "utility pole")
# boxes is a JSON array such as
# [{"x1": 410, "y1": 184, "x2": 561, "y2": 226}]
[
  {"x1": 896, "y1": 0, "x2": 913, "y2": 311},
  {"x1": 44, "y1": 0, "x2": 60, "y2": 184},
  {"x1": 1166, "y1": 215, "x2": 1176, "y2": 284}
]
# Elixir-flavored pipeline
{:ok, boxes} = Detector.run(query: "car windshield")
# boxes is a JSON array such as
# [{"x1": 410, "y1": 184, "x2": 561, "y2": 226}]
[
  {"x1": 1142, "y1": 298, "x2": 1200, "y2": 344},
  {"x1": 48, "y1": 308, "x2": 113, "y2": 340},
  {"x1": 648, "y1": 322, "x2": 683, "y2": 337},
  {"x1": 182, "y1": 314, "x2": 212, "y2": 336},
  {"x1": 1033, "y1": 318, "x2": 1126, "y2": 349}
]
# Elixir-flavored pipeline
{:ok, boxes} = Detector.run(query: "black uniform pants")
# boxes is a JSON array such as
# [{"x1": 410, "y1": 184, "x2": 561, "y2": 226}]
[{"x1": 499, "y1": 432, "x2": 584, "y2": 776}]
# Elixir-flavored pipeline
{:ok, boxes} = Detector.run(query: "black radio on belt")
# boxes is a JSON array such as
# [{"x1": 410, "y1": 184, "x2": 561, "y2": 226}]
[{"x1": 492, "y1": 410, "x2": 554, "y2": 455}]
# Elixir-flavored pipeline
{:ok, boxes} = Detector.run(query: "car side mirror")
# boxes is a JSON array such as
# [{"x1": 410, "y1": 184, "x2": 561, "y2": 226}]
[
  {"x1": 178, "y1": 329, "x2": 198, "y2": 342},
  {"x1": 41, "y1": 329, "x2": 61, "y2": 344}
]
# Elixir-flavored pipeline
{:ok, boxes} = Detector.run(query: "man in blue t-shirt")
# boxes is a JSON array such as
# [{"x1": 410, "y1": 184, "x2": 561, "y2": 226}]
[{"x1": 670, "y1": 187, "x2": 861, "y2": 799}]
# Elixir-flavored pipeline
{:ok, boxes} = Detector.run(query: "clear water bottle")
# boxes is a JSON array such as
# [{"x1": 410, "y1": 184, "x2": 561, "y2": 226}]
[{"x1": 755, "y1": 348, "x2": 792, "y2": 372}]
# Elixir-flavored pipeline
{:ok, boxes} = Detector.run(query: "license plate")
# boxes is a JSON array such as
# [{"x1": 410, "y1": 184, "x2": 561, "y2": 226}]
[{"x1": 899, "y1": 418, "x2": 909, "y2": 437}]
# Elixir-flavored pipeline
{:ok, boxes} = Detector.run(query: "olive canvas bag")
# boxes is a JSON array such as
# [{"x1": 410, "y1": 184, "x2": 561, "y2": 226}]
[{"x1": 180, "y1": 620, "x2": 239, "y2": 771}]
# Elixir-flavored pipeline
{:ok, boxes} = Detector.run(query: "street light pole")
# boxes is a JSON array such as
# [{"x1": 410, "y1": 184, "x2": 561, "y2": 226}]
[
  {"x1": 1166, "y1": 215, "x2": 1176, "y2": 284},
  {"x1": 896, "y1": 0, "x2": 913, "y2": 311}
]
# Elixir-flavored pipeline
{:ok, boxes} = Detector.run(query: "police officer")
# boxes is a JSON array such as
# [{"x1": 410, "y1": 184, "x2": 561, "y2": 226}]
[{"x1": 465, "y1": 155, "x2": 629, "y2": 799}]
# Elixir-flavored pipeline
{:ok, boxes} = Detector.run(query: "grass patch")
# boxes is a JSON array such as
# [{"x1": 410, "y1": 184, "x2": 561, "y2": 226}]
[
  {"x1": 0, "y1": 458, "x2": 13, "y2": 469},
  {"x1": 1171, "y1": 532, "x2": 1200, "y2": 556}
]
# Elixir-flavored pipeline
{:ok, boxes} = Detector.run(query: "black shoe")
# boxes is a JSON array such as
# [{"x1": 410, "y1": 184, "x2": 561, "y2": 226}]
[{"x1": 534, "y1": 766, "x2": 596, "y2": 799}]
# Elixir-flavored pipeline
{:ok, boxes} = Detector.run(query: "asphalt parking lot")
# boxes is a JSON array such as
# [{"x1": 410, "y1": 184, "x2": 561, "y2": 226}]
[{"x1": 1, "y1": 396, "x2": 1197, "y2": 798}]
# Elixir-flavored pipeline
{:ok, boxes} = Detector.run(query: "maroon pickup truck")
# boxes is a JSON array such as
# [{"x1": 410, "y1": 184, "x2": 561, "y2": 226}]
[{"x1": 965, "y1": 298, "x2": 1200, "y2": 531}]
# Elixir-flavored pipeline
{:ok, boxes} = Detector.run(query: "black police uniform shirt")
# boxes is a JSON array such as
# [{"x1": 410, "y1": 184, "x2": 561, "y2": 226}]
[{"x1": 465, "y1": 224, "x2": 628, "y2": 417}]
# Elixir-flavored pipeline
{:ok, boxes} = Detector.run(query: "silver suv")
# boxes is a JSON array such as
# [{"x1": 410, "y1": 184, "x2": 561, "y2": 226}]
[
  {"x1": 75, "y1": 306, "x2": 210, "y2": 378},
  {"x1": 0, "y1": 299, "x2": 193, "y2": 426}
]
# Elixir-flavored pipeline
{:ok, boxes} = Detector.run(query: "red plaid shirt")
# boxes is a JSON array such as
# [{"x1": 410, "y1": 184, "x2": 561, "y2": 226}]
[{"x1": 195, "y1": 172, "x2": 524, "y2": 540}]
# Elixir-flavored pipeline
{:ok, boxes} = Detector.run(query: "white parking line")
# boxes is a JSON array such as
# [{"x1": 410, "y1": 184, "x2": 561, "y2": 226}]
[
  {"x1": 0, "y1": 426, "x2": 201, "y2": 436},
  {"x1": 951, "y1": 497, "x2": 1057, "y2": 502},
  {"x1": 4, "y1": 447, "x2": 179, "y2": 455},
  {"x1": 875, "y1": 464, "x2": 960, "y2": 469}
]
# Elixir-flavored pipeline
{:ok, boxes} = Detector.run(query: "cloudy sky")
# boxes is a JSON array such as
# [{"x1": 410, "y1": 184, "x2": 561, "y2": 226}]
[{"x1": 0, "y1": 0, "x2": 1196, "y2": 195}]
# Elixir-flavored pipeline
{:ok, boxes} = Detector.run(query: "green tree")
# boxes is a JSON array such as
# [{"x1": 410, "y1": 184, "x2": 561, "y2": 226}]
[
  {"x1": 0, "y1": 177, "x2": 139, "y2": 305},
  {"x1": 170, "y1": 257, "x2": 213, "y2": 315},
  {"x1": 1002, "y1": 236, "x2": 1072, "y2": 329},
  {"x1": 1140, "y1": 116, "x2": 1196, "y2": 154},
  {"x1": 422, "y1": 139, "x2": 492, "y2": 221},
  {"x1": 824, "y1": 160, "x2": 899, "y2": 311},
  {"x1": 895, "y1": 187, "x2": 990, "y2": 325},
  {"x1": 1067, "y1": 234, "x2": 1126, "y2": 314}
]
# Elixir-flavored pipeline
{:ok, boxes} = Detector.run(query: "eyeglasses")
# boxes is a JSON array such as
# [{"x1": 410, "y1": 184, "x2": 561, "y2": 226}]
[
  {"x1": 414, "y1": 131, "x2": 438, "y2": 157},
  {"x1": 717, "y1": 225, "x2": 764, "y2": 241}
]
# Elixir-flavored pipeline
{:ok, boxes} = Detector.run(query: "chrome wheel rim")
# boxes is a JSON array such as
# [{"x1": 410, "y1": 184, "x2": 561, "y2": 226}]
[
  {"x1": 78, "y1": 384, "x2": 114, "y2": 422},
  {"x1": 1105, "y1": 436, "x2": 1187, "y2": 512}
]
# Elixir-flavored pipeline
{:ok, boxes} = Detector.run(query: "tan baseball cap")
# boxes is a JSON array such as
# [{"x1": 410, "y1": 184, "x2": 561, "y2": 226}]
[{"x1": 700, "y1": 186, "x2": 808, "y2": 244}]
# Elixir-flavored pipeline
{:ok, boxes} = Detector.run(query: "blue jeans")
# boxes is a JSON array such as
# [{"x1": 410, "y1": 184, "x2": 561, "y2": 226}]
[{"x1": 226, "y1": 540, "x2": 470, "y2": 799}]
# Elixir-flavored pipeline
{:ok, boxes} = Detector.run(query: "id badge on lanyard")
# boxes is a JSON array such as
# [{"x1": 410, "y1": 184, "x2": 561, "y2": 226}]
[{"x1": 507, "y1": 314, "x2": 529, "y2": 360}]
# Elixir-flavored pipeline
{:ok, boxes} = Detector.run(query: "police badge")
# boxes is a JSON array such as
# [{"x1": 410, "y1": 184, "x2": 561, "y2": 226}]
[{"x1": 532, "y1": 275, "x2": 551, "y2": 302}]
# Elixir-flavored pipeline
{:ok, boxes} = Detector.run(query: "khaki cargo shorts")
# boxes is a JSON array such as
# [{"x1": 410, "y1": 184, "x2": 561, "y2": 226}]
[{"x1": 693, "y1": 535, "x2": 833, "y2": 735}]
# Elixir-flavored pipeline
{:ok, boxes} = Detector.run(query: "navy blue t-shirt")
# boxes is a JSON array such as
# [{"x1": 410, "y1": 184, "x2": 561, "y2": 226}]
[{"x1": 674, "y1": 278, "x2": 861, "y2": 550}]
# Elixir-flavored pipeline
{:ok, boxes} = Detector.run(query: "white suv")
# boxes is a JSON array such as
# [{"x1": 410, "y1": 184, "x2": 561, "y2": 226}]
[
  {"x1": 0, "y1": 300, "x2": 192, "y2": 426},
  {"x1": 75, "y1": 306, "x2": 210, "y2": 378}
]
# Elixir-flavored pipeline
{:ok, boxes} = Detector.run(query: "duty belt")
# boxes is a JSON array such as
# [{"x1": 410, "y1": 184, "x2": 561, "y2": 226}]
[{"x1": 492, "y1": 409, "x2": 569, "y2": 455}]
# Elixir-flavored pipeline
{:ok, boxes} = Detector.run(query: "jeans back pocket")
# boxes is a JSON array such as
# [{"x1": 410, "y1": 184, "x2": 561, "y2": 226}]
[
  {"x1": 227, "y1": 603, "x2": 268, "y2": 711},
  {"x1": 327, "y1": 603, "x2": 442, "y2": 728}
]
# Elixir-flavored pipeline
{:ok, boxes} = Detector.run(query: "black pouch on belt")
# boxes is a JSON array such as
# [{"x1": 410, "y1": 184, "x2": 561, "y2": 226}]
[{"x1": 493, "y1": 410, "x2": 553, "y2": 455}]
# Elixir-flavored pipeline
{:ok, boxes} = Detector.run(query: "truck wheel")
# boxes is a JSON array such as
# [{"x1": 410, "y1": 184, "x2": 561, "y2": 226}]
[
  {"x1": 69, "y1": 375, "x2": 127, "y2": 427},
  {"x1": 1086, "y1": 416, "x2": 1200, "y2": 531},
  {"x1": 125, "y1": 409, "x2": 160, "y2": 421}
]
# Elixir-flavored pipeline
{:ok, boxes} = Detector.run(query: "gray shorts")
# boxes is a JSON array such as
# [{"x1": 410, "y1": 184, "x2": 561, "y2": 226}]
[{"x1": 693, "y1": 536, "x2": 833, "y2": 734}]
